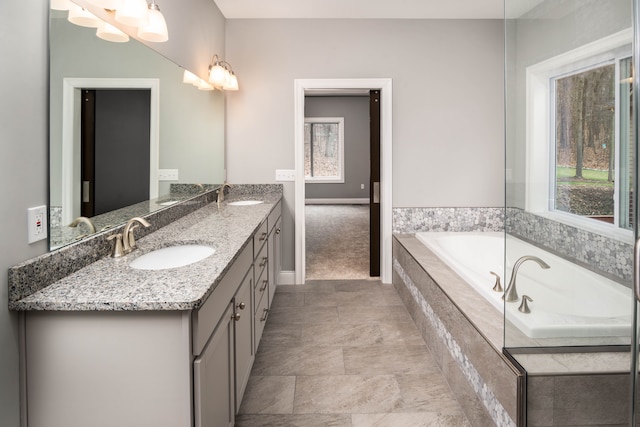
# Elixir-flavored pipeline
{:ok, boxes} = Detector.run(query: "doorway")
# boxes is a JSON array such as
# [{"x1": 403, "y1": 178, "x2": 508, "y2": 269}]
[
  {"x1": 294, "y1": 78, "x2": 392, "y2": 285},
  {"x1": 61, "y1": 77, "x2": 159, "y2": 224}
]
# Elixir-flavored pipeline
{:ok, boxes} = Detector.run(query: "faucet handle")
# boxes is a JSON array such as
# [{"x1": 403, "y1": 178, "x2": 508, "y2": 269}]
[
  {"x1": 518, "y1": 295, "x2": 533, "y2": 314},
  {"x1": 108, "y1": 233, "x2": 125, "y2": 258},
  {"x1": 489, "y1": 271, "x2": 503, "y2": 292}
]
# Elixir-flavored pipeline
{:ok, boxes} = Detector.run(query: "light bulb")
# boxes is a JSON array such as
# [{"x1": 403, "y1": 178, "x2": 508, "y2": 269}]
[
  {"x1": 96, "y1": 21, "x2": 129, "y2": 43},
  {"x1": 115, "y1": 0, "x2": 149, "y2": 27},
  {"x1": 68, "y1": 3, "x2": 102, "y2": 28},
  {"x1": 138, "y1": 3, "x2": 168, "y2": 42}
]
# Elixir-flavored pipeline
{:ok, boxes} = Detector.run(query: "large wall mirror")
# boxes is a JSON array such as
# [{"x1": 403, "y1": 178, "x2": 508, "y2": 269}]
[{"x1": 49, "y1": 8, "x2": 225, "y2": 250}]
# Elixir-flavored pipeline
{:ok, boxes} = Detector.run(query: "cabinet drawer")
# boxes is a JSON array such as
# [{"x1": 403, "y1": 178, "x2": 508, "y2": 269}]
[
  {"x1": 192, "y1": 243, "x2": 252, "y2": 356},
  {"x1": 254, "y1": 239, "x2": 268, "y2": 283},
  {"x1": 267, "y1": 201, "x2": 282, "y2": 232},
  {"x1": 254, "y1": 265, "x2": 268, "y2": 315},
  {"x1": 253, "y1": 220, "x2": 268, "y2": 257},
  {"x1": 254, "y1": 286, "x2": 269, "y2": 348}
]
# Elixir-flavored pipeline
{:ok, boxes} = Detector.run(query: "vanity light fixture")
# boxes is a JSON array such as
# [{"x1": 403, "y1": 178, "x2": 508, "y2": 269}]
[
  {"x1": 51, "y1": 0, "x2": 73, "y2": 10},
  {"x1": 137, "y1": 0, "x2": 169, "y2": 42},
  {"x1": 115, "y1": 0, "x2": 149, "y2": 27},
  {"x1": 182, "y1": 70, "x2": 199, "y2": 85},
  {"x1": 196, "y1": 78, "x2": 214, "y2": 91},
  {"x1": 67, "y1": 2, "x2": 102, "y2": 28},
  {"x1": 96, "y1": 21, "x2": 129, "y2": 42},
  {"x1": 208, "y1": 55, "x2": 239, "y2": 91},
  {"x1": 85, "y1": 0, "x2": 120, "y2": 9}
]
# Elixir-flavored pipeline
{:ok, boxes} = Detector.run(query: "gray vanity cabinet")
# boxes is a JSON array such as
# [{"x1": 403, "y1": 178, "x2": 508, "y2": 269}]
[
  {"x1": 268, "y1": 205, "x2": 282, "y2": 307},
  {"x1": 234, "y1": 267, "x2": 254, "y2": 413},
  {"x1": 194, "y1": 301, "x2": 235, "y2": 427}
]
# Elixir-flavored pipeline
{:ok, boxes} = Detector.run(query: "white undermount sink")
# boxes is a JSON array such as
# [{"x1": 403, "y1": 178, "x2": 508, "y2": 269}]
[
  {"x1": 129, "y1": 245, "x2": 215, "y2": 270},
  {"x1": 227, "y1": 200, "x2": 263, "y2": 206}
]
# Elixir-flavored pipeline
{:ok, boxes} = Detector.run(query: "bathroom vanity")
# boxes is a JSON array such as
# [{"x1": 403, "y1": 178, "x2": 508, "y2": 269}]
[{"x1": 10, "y1": 188, "x2": 282, "y2": 427}]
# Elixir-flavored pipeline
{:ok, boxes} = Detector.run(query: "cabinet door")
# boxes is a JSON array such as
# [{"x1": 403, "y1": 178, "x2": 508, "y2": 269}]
[
  {"x1": 194, "y1": 302, "x2": 235, "y2": 427},
  {"x1": 234, "y1": 269, "x2": 254, "y2": 412},
  {"x1": 268, "y1": 216, "x2": 282, "y2": 306}
]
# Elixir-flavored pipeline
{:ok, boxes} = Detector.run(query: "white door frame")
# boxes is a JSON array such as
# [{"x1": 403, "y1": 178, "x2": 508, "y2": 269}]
[
  {"x1": 61, "y1": 78, "x2": 160, "y2": 224},
  {"x1": 294, "y1": 78, "x2": 393, "y2": 284}
]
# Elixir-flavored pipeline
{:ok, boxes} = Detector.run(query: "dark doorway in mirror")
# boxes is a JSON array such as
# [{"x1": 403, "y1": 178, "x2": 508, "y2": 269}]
[{"x1": 81, "y1": 89, "x2": 151, "y2": 217}]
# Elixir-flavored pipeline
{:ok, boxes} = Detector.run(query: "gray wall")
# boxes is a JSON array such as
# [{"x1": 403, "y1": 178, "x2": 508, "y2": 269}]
[
  {"x1": 0, "y1": 1, "x2": 226, "y2": 426},
  {"x1": 305, "y1": 96, "x2": 370, "y2": 200},
  {"x1": 225, "y1": 19, "x2": 505, "y2": 270},
  {"x1": 506, "y1": 0, "x2": 631, "y2": 208}
]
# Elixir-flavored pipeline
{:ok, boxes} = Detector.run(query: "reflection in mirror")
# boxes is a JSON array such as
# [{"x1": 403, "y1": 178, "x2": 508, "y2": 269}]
[{"x1": 49, "y1": 8, "x2": 225, "y2": 250}]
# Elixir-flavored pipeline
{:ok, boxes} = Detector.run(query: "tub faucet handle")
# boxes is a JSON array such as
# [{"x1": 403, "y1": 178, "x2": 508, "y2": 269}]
[
  {"x1": 518, "y1": 295, "x2": 533, "y2": 314},
  {"x1": 489, "y1": 271, "x2": 503, "y2": 293}
]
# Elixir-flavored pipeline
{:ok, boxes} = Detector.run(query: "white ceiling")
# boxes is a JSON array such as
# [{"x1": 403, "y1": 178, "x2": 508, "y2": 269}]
[{"x1": 213, "y1": 0, "x2": 516, "y2": 20}]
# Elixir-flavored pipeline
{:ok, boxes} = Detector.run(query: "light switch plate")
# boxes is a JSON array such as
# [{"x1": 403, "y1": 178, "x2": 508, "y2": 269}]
[
  {"x1": 275, "y1": 169, "x2": 296, "y2": 181},
  {"x1": 158, "y1": 169, "x2": 179, "y2": 181},
  {"x1": 27, "y1": 205, "x2": 47, "y2": 244}
]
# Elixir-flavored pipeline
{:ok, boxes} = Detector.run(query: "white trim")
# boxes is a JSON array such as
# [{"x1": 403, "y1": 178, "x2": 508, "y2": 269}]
[
  {"x1": 277, "y1": 271, "x2": 296, "y2": 285},
  {"x1": 61, "y1": 78, "x2": 160, "y2": 224},
  {"x1": 304, "y1": 117, "x2": 345, "y2": 183},
  {"x1": 525, "y1": 29, "x2": 632, "y2": 240},
  {"x1": 305, "y1": 198, "x2": 370, "y2": 205},
  {"x1": 294, "y1": 78, "x2": 393, "y2": 285}
]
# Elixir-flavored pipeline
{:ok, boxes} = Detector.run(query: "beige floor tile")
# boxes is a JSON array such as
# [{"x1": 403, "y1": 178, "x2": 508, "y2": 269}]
[
  {"x1": 393, "y1": 374, "x2": 464, "y2": 414},
  {"x1": 238, "y1": 376, "x2": 296, "y2": 414},
  {"x1": 343, "y1": 345, "x2": 438, "y2": 375},
  {"x1": 267, "y1": 306, "x2": 339, "y2": 324},
  {"x1": 251, "y1": 345, "x2": 345, "y2": 376},
  {"x1": 235, "y1": 413, "x2": 353, "y2": 427},
  {"x1": 300, "y1": 323, "x2": 384, "y2": 347},
  {"x1": 294, "y1": 375, "x2": 402, "y2": 414},
  {"x1": 337, "y1": 304, "x2": 413, "y2": 323},
  {"x1": 351, "y1": 412, "x2": 471, "y2": 427}
]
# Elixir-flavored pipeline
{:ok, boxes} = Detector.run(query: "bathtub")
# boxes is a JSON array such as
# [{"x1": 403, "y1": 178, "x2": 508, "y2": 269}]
[{"x1": 415, "y1": 232, "x2": 632, "y2": 339}]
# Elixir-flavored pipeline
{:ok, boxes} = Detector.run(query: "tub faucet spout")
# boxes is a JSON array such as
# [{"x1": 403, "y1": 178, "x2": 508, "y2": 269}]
[{"x1": 503, "y1": 255, "x2": 550, "y2": 303}]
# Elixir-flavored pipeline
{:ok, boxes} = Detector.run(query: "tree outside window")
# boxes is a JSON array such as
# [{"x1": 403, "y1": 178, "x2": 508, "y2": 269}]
[{"x1": 304, "y1": 117, "x2": 345, "y2": 183}]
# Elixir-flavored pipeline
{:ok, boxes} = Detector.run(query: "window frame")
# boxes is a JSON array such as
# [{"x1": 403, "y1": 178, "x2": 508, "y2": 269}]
[
  {"x1": 525, "y1": 29, "x2": 633, "y2": 242},
  {"x1": 304, "y1": 117, "x2": 345, "y2": 183}
]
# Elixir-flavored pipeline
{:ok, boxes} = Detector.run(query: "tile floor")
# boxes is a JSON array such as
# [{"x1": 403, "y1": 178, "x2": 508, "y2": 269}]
[{"x1": 235, "y1": 280, "x2": 472, "y2": 427}]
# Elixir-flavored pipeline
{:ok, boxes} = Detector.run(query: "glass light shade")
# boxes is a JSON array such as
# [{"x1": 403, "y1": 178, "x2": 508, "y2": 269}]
[
  {"x1": 197, "y1": 79, "x2": 214, "y2": 91},
  {"x1": 137, "y1": 7, "x2": 169, "y2": 42},
  {"x1": 183, "y1": 70, "x2": 199, "y2": 85},
  {"x1": 86, "y1": 0, "x2": 120, "y2": 9},
  {"x1": 96, "y1": 21, "x2": 129, "y2": 43},
  {"x1": 68, "y1": 4, "x2": 102, "y2": 28},
  {"x1": 51, "y1": 0, "x2": 72, "y2": 11},
  {"x1": 209, "y1": 64, "x2": 227, "y2": 86},
  {"x1": 115, "y1": 0, "x2": 149, "y2": 27},
  {"x1": 224, "y1": 73, "x2": 239, "y2": 91}
]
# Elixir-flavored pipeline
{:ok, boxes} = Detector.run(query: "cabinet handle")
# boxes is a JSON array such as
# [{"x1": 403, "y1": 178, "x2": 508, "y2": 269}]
[
  {"x1": 260, "y1": 308, "x2": 269, "y2": 322},
  {"x1": 237, "y1": 302, "x2": 246, "y2": 310},
  {"x1": 260, "y1": 256, "x2": 268, "y2": 267},
  {"x1": 260, "y1": 232, "x2": 267, "y2": 241},
  {"x1": 275, "y1": 228, "x2": 281, "y2": 235},
  {"x1": 260, "y1": 280, "x2": 268, "y2": 292},
  {"x1": 232, "y1": 312, "x2": 241, "y2": 321}
]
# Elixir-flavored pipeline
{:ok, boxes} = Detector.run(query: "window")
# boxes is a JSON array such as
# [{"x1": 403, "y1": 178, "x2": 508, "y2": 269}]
[
  {"x1": 304, "y1": 117, "x2": 345, "y2": 183},
  {"x1": 525, "y1": 30, "x2": 634, "y2": 237}
]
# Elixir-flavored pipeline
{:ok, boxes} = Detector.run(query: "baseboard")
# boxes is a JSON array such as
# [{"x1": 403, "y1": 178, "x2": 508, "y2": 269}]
[
  {"x1": 305, "y1": 198, "x2": 369, "y2": 205},
  {"x1": 277, "y1": 270, "x2": 296, "y2": 285}
]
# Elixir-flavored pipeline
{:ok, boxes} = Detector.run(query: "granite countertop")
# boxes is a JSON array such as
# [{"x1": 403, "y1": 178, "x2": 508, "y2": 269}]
[{"x1": 12, "y1": 192, "x2": 281, "y2": 312}]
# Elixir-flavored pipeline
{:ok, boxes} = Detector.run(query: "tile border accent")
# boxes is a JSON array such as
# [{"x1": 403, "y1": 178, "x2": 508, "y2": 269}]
[
  {"x1": 393, "y1": 258, "x2": 515, "y2": 427},
  {"x1": 392, "y1": 207, "x2": 504, "y2": 234}
]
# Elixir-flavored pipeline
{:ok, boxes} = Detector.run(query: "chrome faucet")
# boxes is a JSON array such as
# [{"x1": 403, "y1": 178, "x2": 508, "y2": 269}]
[
  {"x1": 69, "y1": 216, "x2": 96, "y2": 234},
  {"x1": 503, "y1": 255, "x2": 550, "y2": 302},
  {"x1": 216, "y1": 182, "x2": 233, "y2": 206},
  {"x1": 122, "y1": 217, "x2": 151, "y2": 254}
]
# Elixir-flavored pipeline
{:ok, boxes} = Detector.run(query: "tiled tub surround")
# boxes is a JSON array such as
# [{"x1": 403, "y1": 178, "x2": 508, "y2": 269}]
[
  {"x1": 393, "y1": 235, "x2": 522, "y2": 427},
  {"x1": 9, "y1": 184, "x2": 282, "y2": 310},
  {"x1": 393, "y1": 207, "x2": 504, "y2": 234},
  {"x1": 506, "y1": 207, "x2": 633, "y2": 284}
]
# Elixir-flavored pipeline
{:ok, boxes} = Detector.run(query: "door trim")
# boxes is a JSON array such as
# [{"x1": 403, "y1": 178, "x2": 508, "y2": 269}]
[
  {"x1": 293, "y1": 78, "x2": 393, "y2": 284},
  {"x1": 61, "y1": 78, "x2": 159, "y2": 225}
]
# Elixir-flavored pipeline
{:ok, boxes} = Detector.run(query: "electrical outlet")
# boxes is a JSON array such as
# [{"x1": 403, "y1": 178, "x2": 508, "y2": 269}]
[
  {"x1": 275, "y1": 169, "x2": 296, "y2": 181},
  {"x1": 158, "y1": 169, "x2": 179, "y2": 181},
  {"x1": 28, "y1": 205, "x2": 47, "y2": 244}
]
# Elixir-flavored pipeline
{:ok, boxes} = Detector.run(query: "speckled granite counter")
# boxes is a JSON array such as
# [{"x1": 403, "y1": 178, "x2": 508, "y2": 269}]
[{"x1": 9, "y1": 188, "x2": 282, "y2": 311}]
